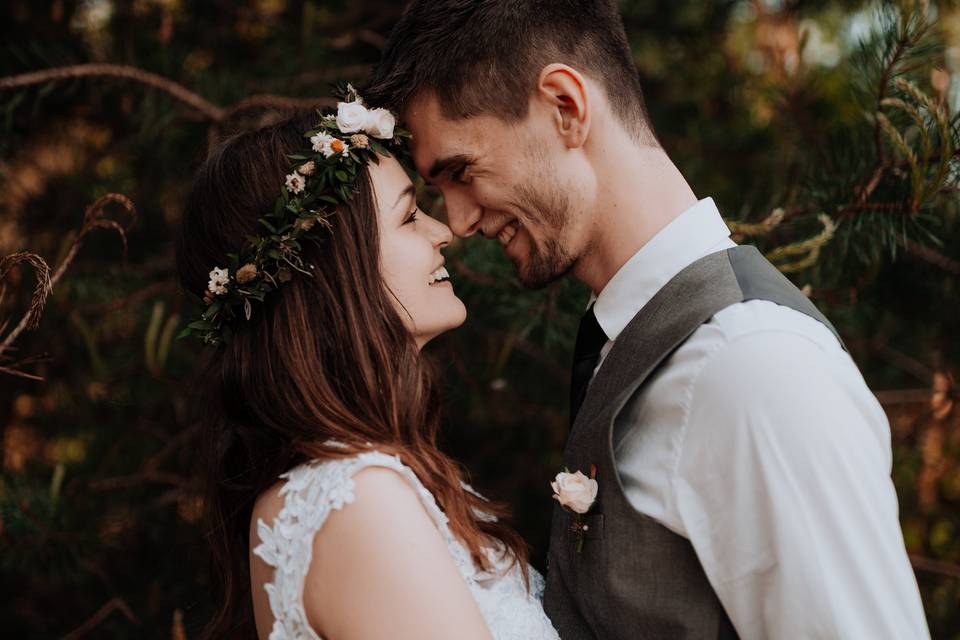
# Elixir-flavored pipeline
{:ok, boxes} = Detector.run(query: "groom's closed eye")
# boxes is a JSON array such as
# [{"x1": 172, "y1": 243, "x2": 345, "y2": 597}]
[{"x1": 428, "y1": 154, "x2": 474, "y2": 184}]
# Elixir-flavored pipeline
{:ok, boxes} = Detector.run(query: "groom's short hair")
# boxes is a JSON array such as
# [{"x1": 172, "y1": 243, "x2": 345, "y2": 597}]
[{"x1": 365, "y1": 0, "x2": 656, "y2": 143}]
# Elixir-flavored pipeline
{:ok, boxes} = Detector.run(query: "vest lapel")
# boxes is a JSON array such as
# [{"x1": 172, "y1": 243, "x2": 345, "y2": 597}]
[{"x1": 567, "y1": 249, "x2": 741, "y2": 449}]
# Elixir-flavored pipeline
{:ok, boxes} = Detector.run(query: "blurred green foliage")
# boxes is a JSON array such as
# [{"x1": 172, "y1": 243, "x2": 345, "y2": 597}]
[{"x1": 1, "y1": 0, "x2": 958, "y2": 637}]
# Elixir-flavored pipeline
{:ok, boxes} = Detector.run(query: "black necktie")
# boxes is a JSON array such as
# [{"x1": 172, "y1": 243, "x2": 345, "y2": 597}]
[{"x1": 570, "y1": 305, "x2": 608, "y2": 425}]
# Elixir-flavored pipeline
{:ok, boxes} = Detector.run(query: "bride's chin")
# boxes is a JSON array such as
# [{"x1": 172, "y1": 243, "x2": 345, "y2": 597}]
[
  {"x1": 452, "y1": 298, "x2": 468, "y2": 329},
  {"x1": 413, "y1": 303, "x2": 467, "y2": 350}
]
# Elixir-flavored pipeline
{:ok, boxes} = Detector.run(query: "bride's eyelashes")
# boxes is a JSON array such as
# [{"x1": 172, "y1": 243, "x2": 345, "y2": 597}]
[{"x1": 403, "y1": 207, "x2": 419, "y2": 224}]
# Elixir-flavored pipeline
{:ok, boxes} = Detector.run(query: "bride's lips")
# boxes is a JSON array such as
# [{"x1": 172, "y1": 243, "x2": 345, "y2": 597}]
[{"x1": 428, "y1": 264, "x2": 453, "y2": 288}]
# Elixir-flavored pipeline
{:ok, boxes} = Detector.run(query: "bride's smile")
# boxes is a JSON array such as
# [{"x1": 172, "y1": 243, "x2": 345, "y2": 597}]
[{"x1": 371, "y1": 155, "x2": 467, "y2": 348}]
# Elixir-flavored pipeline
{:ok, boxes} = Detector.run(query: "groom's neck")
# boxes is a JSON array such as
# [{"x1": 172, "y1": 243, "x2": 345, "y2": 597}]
[{"x1": 574, "y1": 135, "x2": 697, "y2": 294}]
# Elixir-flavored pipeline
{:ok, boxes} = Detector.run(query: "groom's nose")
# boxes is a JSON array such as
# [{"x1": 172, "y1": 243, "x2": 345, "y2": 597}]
[{"x1": 443, "y1": 190, "x2": 483, "y2": 238}]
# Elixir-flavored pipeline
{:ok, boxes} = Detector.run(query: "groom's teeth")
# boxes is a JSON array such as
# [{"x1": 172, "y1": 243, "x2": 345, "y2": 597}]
[{"x1": 497, "y1": 220, "x2": 520, "y2": 247}]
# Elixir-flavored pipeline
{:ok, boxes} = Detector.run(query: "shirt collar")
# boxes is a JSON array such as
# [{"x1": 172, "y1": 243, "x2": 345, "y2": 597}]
[{"x1": 591, "y1": 197, "x2": 736, "y2": 341}]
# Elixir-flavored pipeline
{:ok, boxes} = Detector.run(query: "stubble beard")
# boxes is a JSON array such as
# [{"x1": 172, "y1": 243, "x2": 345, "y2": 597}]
[{"x1": 512, "y1": 181, "x2": 577, "y2": 290}]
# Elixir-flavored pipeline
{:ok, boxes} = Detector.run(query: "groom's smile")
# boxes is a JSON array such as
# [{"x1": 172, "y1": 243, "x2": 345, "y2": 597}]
[{"x1": 404, "y1": 93, "x2": 579, "y2": 289}]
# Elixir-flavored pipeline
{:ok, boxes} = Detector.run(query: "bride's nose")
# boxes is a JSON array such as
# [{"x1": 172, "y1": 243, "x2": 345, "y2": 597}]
[{"x1": 427, "y1": 215, "x2": 454, "y2": 248}]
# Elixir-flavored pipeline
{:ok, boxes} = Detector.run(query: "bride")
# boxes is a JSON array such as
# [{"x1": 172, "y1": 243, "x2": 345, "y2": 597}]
[{"x1": 174, "y1": 89, "x2": 559, "y2": 640}]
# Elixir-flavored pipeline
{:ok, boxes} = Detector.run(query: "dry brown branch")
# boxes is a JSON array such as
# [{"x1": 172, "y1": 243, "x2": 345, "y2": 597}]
[
  {"x1": 873, "y1": 343, "x2": 935, "y2": 384},
  {"x1": 0, "y1": 194, "x2": 137, "y2": 379},
  {"x1": 58, "y1": 193, "x2": 138, "y2": 277},
  {"x1": 141, "y1": 423, "x2": 201, "y2": 474},
  {"x1": 329, "y1": 29, "x2": 388, "y2": 50},
  {"x1": 451, "y1": 258, "x2": 514, "y2": 289},
  {"x1": 874, "y1": 388, "x2": 932, "y2": 405},
  {"x1": 909, "y1": 553, "x2": 960, "y2": 579},
  {"x1": 483, "y1": 326, "x2": 569, "y2": 386},
  {"x1": 900, "y1": 238, "x2": 960, "y2": 275},
  {"x1": 62, "y1": 596, "x2": 140, "y2": 640},
  {"x1": 0, "y1": 63, "x2": 222, "y2": 119},
  {"x1": 88, "y1": 470, "x2": 187, "y2": 491},
  {"x1": 77, "y1": 281, "x2": 177, "y2": 314},
  {"x1": 286, "y1": 64, "x2": 375, "y2": 89},
  {"x1": 224, "y1": 93, "x2": 336, "y2": 119},
  {"x1": 854, "y1": 164, "x2": 887, "y2": 206},
  {"x1": 0, "y1": 63, "x2": 336, "y2": 123},
  {"x1": 0, "y1": 364, "x2": 46, "y2": 381},
  {"x1": 0, "y1": 252, "x2": 52, "y2": 339}
]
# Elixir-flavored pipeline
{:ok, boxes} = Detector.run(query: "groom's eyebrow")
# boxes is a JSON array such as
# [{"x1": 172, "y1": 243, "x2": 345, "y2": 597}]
[{"x1": 428, "y1": 154, "x2": 472, "y2": 180}]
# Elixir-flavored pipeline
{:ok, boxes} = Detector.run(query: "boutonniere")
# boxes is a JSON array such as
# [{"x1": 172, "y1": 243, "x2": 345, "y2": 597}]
[{"x1": 551, "y1": 465, "x2": 598, "y2": 552}]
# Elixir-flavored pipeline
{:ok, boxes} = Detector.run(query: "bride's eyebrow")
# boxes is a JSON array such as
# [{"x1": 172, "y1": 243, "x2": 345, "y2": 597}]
[
  {"x1": 393, "y1": 184, "x2": 416, "y2": 208},
  {"x1": 428, "y1": 153, "x2": 472, "y2": 181}
]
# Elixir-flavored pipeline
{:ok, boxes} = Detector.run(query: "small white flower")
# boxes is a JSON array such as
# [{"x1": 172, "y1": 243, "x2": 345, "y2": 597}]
[
  {"x1": 207, "y1": 266, "x2": 230, "y2": 296},
  {"x1": 364, "y1": 107, "x2": 396, "y2": 140},
  {"x1": 208, "y1": 267, "x2": 229, "y2": 285},
  {"x1": 297, "y1": 160, "x2": 316, "y2": 176},
  {"x1": 551, "y1": 470, "x2": 598, "y2": 514},
  {"x1": 285, "y1": 172, "x2": 306, "y2": 194},
  {"x1": 336, "y1": 100, "x2": 369, "y2": 133},
  {"x1": 310, "y1": 132, "x2": 333, "y2": 153}
]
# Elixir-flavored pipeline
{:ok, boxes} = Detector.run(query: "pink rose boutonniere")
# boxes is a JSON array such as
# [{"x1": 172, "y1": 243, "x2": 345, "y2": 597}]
[{"x1": 551, "y1": 465, "x2": 598, "y2": 552}]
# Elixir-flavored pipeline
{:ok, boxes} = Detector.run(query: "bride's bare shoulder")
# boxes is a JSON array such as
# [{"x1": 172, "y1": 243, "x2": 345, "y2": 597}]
[
  {"x1": 307, "y1": 466, "x2": 492, "y2": 640},
  {"x1": 247, "y1": 460, "x2": 492, "y2": 640}
]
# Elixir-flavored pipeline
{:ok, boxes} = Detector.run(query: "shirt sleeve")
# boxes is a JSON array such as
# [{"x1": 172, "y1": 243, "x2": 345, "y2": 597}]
[{"x1": 673, "y1": 330, "x2": 930, "y2": 639}]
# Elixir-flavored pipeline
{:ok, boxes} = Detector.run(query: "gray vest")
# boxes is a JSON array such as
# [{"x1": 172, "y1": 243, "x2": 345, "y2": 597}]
[{"x1": 543, "y1": 245, "x2": 844, "y2": 639}]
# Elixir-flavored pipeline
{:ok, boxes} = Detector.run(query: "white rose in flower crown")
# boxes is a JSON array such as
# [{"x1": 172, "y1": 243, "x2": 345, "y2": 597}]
[
  {"x1": 336, "y1": 101, "x2": 369, "y2": 133},
  {"x1": 364, "y1": 107, "x2": 396, "y2": 140},
  {"x1": 551, "y1": 470, "x2": 598, "y2": 514}
]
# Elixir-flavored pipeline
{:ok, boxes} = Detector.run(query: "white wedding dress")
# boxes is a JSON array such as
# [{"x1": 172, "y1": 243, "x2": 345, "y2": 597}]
[{"x1": 253, "y1": 450, "x2": 560, "y2": 640}]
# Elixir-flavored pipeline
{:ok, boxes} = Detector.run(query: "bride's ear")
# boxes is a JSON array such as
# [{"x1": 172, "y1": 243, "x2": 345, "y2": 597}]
[{"x1": 535, "y1": 63, "x2": 591, "y2": 150}]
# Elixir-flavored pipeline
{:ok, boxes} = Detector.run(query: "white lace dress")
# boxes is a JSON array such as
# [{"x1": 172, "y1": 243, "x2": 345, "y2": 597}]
[{"x1": 252, "y1": 450, "x2": 560, "y2": 640}]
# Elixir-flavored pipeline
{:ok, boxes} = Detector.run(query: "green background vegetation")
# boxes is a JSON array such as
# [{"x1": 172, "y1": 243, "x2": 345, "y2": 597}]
[{"x1": 1, "y1": 1, "x2": 958, "y2": 637}]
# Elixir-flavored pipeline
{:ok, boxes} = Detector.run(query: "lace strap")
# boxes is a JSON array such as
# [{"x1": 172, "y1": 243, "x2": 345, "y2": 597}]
[{"x1": 252, "y1": 451, "x2": 476, "y2": 640}]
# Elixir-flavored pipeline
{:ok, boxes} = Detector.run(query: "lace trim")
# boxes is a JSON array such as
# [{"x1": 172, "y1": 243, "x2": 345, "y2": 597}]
[{"x1": 252, "y1": 451, "x2": 476, "y2": 640}]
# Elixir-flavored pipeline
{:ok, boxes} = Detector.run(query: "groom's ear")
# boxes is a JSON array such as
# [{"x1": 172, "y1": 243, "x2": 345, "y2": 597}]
[{"x1": 535, "y1": 64, "x2": 591, "y2": 150}]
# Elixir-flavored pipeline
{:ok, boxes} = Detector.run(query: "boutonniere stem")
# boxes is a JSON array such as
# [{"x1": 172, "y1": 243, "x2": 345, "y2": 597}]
[{"x1": 551, "y1": 464, "x2": 598, "y2": 553}]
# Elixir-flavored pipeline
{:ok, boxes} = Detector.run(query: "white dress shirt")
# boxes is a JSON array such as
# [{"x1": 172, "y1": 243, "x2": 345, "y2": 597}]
[{"x1": 589, "y1": 198, "x2": 929, "y2": 639}]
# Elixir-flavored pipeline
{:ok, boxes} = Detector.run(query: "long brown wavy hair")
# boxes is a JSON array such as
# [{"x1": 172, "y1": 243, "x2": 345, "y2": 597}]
[{"x1": 175, "y1": 114, "x2": 528, "y2": 639}]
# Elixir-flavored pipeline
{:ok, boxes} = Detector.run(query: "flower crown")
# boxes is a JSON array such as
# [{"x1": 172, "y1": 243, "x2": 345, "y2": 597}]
[{"x1": 178, "y1": 84, "x2": 411, "y2": 346}]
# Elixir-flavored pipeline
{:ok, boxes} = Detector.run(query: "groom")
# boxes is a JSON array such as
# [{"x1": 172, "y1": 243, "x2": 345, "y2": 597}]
[{"x1": 367, "y1": 1, "x2": 930, "y2": 637}]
